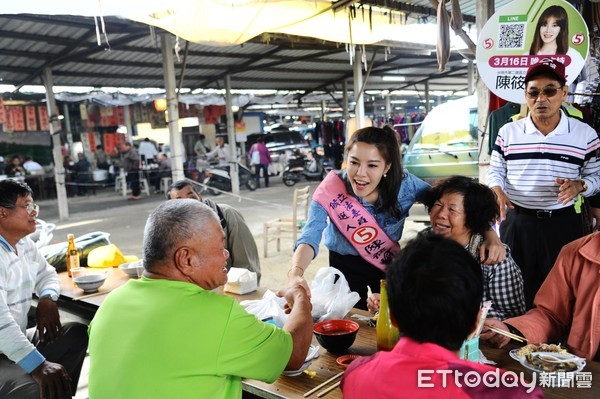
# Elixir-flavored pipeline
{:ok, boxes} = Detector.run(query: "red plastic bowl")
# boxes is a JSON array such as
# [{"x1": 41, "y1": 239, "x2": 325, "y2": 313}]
[
  {"x1": 336, "y1": 354, "x2": 361, "y2": 368},
  {"x1": 313, "y1": 319, "x2": 359, "y2": 354}
]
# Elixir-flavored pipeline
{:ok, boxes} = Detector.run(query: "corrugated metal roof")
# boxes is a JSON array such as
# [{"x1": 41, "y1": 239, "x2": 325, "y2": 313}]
[{"x1": 0, "y1": 1, "x2": 513, "y2": 111}]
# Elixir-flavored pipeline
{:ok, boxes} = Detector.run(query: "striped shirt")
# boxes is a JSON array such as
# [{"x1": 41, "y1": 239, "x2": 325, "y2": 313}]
[
  {"x1": 488, "y1": 110, "x2": 600, "y2": 209},
  {"x1": 0, "y1": 235, "x2": 60, "y2": 372}
]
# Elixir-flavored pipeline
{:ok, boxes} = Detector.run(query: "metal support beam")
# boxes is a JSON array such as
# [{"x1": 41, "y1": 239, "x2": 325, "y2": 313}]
[
  {"x1": 226, "y1": 74, "x2": 240, "y2": 195},
  {"x1": 343, "y1": 79, "x2": 349, "y2": 140},
  {"x1": 161, "y1": 33, "x2": 184, "y2": 183},
  {"x1": 425, "y1": 81, "x2": 430, "y2": 113},
  {"x1": 353, "y1": 47, "x2": 365, "y2": 129},
  {"x1": 123, "y1": 105, "x2": 133, "y2": 142},
  {"x1": 477, "y1": 0, "x2": 494, "y2": 182},
  {"x1": 385, "y1": 95, "x2": 391, "y2": 117},
  {"x1": 42, "y1": 67, "x2": 69, "y2": 220},
  {"x1": 62, "y1": 103, "x2": 73, "y2": 157}
]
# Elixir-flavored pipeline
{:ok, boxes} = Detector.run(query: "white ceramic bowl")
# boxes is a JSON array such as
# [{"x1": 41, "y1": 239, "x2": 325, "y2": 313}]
[
  {"x1": 73, "y1": 274, "x2": 107, "y2": 293},
  {"x1": 282, "y1": 345, "x2": 320, "y2": 377},
  {"x1": 119, "y1": 260, "x2": 144, "y2": 278}
]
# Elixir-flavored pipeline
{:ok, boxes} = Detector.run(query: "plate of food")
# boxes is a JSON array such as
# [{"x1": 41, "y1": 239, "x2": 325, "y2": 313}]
[
  {"x1": 282, "y1": 345, "x2": 320, "y2": 377},
  {"x1": 509, "y1": 343, "x2": 568, "y2": 361},
  {"x1": 520, "y1": 352, "x2": 586, "y2": 374}
]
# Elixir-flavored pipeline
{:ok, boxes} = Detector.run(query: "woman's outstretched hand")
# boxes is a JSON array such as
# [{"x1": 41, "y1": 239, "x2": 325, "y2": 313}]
[{"x1": 287, "y1": 266, "x2": 311, "y2": 299}]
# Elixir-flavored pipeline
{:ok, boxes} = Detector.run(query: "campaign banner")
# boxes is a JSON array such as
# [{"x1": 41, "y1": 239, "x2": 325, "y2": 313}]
[{"x1": 476, "y1": 0, "x2": 588, "y2": 103}]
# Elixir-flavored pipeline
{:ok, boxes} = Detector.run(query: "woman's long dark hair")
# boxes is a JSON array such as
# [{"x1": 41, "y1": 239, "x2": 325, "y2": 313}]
[
  {"x1": 344, "y1": 125, "x2": 403, "y2": 218},
  {"x1": 528, "y1": 5, "x2": 569, "y2": 55}
]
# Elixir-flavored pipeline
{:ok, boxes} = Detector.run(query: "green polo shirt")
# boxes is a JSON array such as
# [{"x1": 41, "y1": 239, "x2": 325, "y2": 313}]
[{"x1": 88, "y1": 278, "x2": 292, "y2": 398}]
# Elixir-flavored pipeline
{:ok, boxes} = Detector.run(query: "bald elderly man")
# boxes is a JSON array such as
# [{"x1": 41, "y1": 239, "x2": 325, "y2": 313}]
[{"x1": 166, "y1": 180, "x2": 261, "y2": 282}]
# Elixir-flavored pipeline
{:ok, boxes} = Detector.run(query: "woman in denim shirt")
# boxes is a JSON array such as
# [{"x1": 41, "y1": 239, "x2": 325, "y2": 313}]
[{"x1": 287, "y1": 126, "x2": 506, "y2": 310}]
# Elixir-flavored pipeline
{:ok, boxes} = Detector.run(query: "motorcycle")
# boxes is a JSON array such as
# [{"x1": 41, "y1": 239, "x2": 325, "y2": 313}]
[
  {"x1": 203, "y1": 162, "x2": 257, "y2": 195},
  {"x1": 282, "y1": 148, "x2": 334, "y2": 187}
]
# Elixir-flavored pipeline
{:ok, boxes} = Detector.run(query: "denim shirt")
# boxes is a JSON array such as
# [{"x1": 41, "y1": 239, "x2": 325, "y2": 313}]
[{"x1": 296, "y1": 171, "x2": 430, "y2": 257}]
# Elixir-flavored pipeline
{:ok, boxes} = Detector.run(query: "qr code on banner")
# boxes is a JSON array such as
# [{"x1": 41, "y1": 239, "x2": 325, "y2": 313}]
[{"x1": 498, "y1": 23, "x2": 526, "y2": 49}]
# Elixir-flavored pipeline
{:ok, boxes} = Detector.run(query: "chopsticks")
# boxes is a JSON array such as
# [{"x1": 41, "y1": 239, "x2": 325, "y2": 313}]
[
  {"x1": 487, "y1": 325, "x2": 527, "y2": 343},
  {"x1": 316, "y1": 381, "x2": 340, "y2": 397},
  {"x1": 303, "y1": 371, "x2": 343, "y2": 397},
  {"x1": 73, "y1": 289, "x2": 112, "y2": 301},
  {"x1": 366, "y1": 285, "x2": 378, "y2": 323}
]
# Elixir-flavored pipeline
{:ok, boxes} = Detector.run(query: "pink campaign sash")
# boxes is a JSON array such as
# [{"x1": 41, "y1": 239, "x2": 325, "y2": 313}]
[{"x1": 312, "y1": 172, "x2": 400, "y2": 272}]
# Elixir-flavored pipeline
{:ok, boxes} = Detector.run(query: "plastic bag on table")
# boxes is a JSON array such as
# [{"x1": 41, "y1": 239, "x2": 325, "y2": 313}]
[
  {"x1": 310, "y1": 266, "x2": 360, "y2": 323},
  {"x1": 40, "y1": 232, "x2": 111, "y2": 272},
  {"x1": 240, "y1": 290, "x2": 288, "y2": 328}
]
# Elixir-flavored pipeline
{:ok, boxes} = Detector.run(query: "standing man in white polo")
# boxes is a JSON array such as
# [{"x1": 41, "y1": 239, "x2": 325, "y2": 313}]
[{"x1": 488, "y1": 58, "x2": 600, "y2": 309}]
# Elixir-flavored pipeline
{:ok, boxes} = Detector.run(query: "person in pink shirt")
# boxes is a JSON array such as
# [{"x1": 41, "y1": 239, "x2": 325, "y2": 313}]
[
  {"x1": 342, "y1": 232, "x2": 542, "y2": 398},
  {"x1": 248, "y1": 136, "x2": 271, "y2": 188}
]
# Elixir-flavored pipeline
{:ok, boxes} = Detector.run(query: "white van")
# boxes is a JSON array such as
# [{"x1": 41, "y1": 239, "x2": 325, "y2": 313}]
[{"x1": 402, "y1": 95, "x2": 478, "y2": 183}]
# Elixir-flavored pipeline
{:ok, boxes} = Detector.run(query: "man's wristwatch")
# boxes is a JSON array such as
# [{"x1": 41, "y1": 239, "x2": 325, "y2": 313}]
[
  {"x1": 39, "y1": 292, "x2": 59, "y2": 302},
  {"x1": 580, "y1": 180, "x2": 588, "y2": 193}
]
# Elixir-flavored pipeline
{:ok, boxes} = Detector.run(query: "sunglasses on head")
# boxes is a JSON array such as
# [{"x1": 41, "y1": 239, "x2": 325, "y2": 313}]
[{"x1": 526, "y1": 86, "x2": 563, "y2": 99}]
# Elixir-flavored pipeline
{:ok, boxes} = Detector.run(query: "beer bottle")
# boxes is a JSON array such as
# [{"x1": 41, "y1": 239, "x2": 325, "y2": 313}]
[
  {"x1": 376, "y1": 279, "x2": 400, "y2": 351},
  {"x1": 66, "y1": 234, "x2": 79, "y2": 278}
]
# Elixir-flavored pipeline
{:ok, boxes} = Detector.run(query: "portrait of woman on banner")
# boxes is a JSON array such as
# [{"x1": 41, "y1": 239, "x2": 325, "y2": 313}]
[
  {"x1": 527, "y1": 4, "x2": 584, "y2": 77},
  {"x1": 529, "y1": 5, "x2": 569, "y2": 55}
]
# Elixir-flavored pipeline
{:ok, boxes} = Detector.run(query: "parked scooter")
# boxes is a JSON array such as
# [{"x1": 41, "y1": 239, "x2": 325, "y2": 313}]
[
  {"x1": 282, "y1": 148, "x2": 334, "y2": 187},
  {"x1": 203, "y1": 162, "x2": 257, "y2": 195}
]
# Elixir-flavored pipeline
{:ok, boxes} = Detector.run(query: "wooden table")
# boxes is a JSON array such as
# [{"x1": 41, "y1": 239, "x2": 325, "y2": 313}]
[
  {"x1": 57, "y1": 268, "x2": 130, "y2": 320},
  {"x1": 241, "y1": 317, "x2": 600, "y2": 399},
  {"x1": 57, "y1": 278, "x2": 599, "y2": 398}
]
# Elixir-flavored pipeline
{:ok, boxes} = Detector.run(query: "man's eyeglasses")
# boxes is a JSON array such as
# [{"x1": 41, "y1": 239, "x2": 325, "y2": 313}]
[
  {"x1": 526, "y1": 86, "x2": 563, "y2": 100},
  {"x1": 3, "y1": 203, "x2": 40, "y2": 215}
]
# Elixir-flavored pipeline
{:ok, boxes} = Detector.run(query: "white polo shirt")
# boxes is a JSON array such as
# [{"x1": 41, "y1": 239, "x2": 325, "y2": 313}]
[
  {"x1": 0, "y1": 236, "x2": 60, "y2": 372},
  {"x1": 488, "y1": 110, "x2": 600, "y2": 210}
]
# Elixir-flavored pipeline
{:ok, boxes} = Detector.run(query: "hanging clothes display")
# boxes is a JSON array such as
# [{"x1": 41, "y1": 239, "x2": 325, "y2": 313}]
[
  {"x1": 487, "y1": 102, "x2": 520, "y2": 155},
  {"x1": 315, "y1": 120, "x2": 345, "y2": 168}
]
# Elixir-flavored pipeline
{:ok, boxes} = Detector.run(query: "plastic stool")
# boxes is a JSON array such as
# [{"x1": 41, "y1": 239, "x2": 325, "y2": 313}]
[
  {"x1": 160, "y1": 177, "x2": 172, "y2": 193},
  {"x1": 140, "y1": 178, "x2": 150, "y2": 196},
  {"x1": 115, "y1": 175, "x2": 125, "y2": 193},
  {"x1": 115, "y1": 175, "x2": 129, "y2": 196}
]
